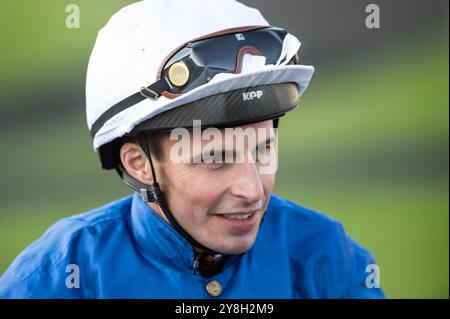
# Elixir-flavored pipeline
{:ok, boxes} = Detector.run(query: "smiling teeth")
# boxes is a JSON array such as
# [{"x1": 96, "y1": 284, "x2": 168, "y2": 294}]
[{"x1": 222, "y1": 213, "x2": 252, "y2": 220}]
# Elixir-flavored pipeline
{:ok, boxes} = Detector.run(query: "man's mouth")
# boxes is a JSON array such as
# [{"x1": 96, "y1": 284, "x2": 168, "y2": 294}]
[
  {"x1": 212, "y1": 209, "x2": 261, "y2": 234},
  {"x1": 220, "y1": 212, "x2": 256, "y2": 220}
]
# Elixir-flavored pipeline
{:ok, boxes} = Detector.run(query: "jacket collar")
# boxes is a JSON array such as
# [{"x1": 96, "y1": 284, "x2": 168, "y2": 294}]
[{"x1": 130, "y1": 192, "x2": 196, "y2": 272}]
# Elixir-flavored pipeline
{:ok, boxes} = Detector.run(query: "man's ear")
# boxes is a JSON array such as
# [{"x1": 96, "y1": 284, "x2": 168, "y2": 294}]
[{"x1": 119, "y1": 142, "x2": 153, "y2": 184}]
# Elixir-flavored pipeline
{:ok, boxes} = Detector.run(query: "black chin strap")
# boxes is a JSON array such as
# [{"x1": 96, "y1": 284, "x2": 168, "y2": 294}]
[{"x1": 118, "y1": 133, "x2": 224, "y2": 258}]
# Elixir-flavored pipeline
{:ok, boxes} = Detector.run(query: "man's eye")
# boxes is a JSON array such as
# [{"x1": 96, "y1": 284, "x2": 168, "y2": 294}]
[
  {"x1": 259, "y1": 143, "x2": 273, "y2": 154},
  {"x1": 200, "y1": 152, "x2": 224, "y2": 163},
  {"x1": 254, "y1": 143, "x2": 274, "y2": 163},
  {"x1": 199, "y1": 160, "x2": 226, "y2": 170}
]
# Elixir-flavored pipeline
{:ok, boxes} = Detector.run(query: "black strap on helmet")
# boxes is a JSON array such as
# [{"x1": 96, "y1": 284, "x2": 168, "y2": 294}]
[{"x1": 90, "y1": 79, "x2": 171, "y2": 141}]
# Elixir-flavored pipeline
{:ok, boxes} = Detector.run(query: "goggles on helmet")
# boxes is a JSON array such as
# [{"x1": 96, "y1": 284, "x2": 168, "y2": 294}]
[{"x1": 90, "y1": 26, "x2": 299, "y2": 140}]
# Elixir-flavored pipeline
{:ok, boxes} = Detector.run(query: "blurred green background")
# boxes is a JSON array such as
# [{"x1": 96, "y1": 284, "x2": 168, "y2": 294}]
[{"x1": 0, "y1": 0, "x2": 448, "y2": 298}]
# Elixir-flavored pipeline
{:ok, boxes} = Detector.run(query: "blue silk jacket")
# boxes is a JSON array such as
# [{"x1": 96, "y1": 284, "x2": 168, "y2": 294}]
[{"x1": 0, "y1": 193, "x2": 384, "y2": 298}]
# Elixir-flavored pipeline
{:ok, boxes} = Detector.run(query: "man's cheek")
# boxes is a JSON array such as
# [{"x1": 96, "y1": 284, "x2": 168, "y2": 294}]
[{"x1": 261, "y1": 174, "x2": 276, "y2": 193}]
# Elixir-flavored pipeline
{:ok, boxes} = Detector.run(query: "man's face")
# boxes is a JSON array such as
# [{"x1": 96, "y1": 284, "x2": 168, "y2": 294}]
[{"x1": 152, "y1": 120, "x2": 277, "y2": 255}]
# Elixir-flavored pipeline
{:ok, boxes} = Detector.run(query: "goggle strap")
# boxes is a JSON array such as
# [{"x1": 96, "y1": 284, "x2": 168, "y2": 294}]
[{"x1": 90, "y1": 78, "x2": 170, "y2": 139}]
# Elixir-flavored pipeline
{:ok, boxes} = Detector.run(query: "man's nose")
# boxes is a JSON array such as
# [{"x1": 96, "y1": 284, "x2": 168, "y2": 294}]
[{"x1": 229, "y1": 162, "x2": 264, "y2": 204}]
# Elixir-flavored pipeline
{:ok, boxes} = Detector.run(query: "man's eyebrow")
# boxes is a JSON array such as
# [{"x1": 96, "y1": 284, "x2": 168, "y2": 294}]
[
  {"x1": 190, "y1": 135, "x2": 276, "y2": 162},
  {"x1": 191, "y1": 149, "x2": 233, "y2": 163}
]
